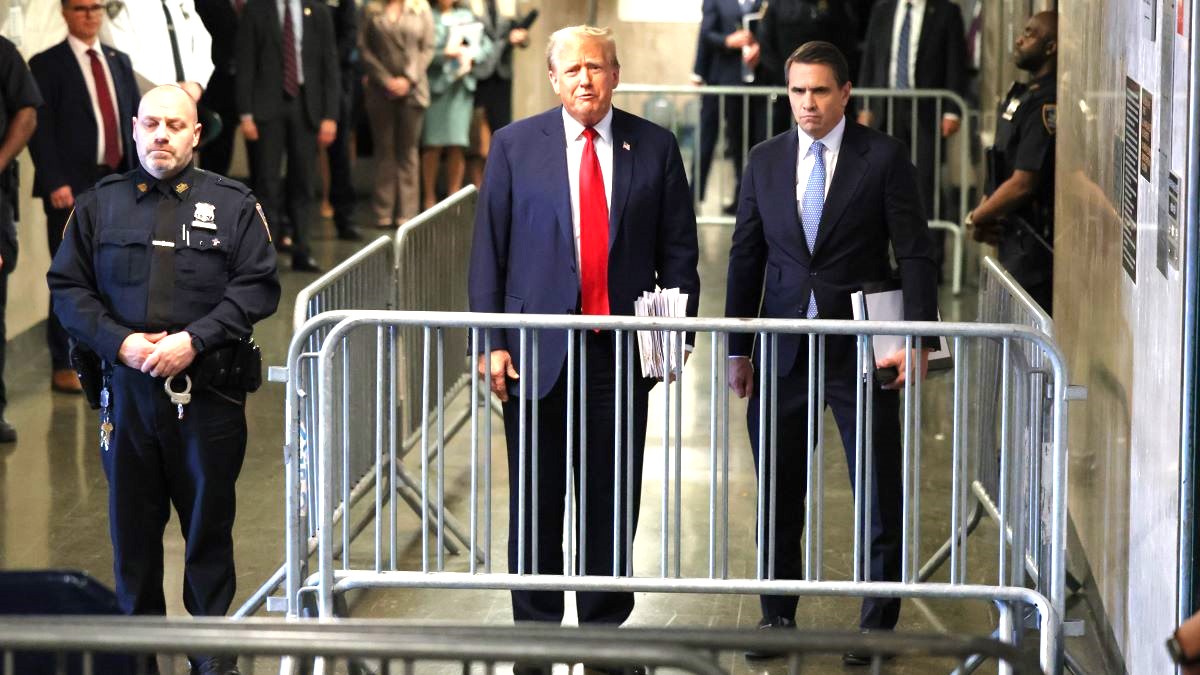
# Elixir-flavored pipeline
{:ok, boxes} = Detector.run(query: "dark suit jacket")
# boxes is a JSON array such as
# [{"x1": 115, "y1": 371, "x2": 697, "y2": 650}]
[
  {"x1": 28, "y1": 41, "x2": 139, "y2": 199},
  {"x1": 757, "y1": 0, "x2": 859, "y2": 87},
  {"x1": 725, "y1": 120, "x2": 937, "y2": 373},
  {"x1": 235, "y1": 0, "x2": 340, "y2": 128},
  {"x1": 196, "y1": 0, "x2": 239, "y2": 77},
  {"x1": 857, "y1": 0, "x2": 967, "y2": 118},
  {"x1": 697, "y1": 0, "x2": 762, "y2": 85},
  {"x1": 469, "y1": 107, "x2": 702, "y2": 398}
]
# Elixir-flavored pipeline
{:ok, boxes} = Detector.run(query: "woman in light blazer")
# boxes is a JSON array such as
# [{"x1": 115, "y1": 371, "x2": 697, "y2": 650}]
[{"x1": 359, "y1": 0, "x2": 435, "y2": 227}]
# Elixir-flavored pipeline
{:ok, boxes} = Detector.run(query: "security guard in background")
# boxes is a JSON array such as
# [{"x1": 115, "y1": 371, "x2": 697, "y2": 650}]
[
  {"x1": 968, "y1": 10, "x2": 1057, "y2": 314},
  {"x1": 47, "y1": 84, "x2": 279, "y2": 675}
]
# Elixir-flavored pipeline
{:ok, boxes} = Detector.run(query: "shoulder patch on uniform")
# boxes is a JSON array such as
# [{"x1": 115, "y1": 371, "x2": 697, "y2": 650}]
[
  {"x1": 255, "y1": 202, "x2": 272, "y2": 243},
  {"x1": 1042, "y1": 104, "x2": 1056, "y2": 135}
]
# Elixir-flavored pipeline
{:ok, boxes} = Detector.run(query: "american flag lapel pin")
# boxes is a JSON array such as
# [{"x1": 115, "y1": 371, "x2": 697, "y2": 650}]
[{"x1": 622, "y1": 141, "x2": 631, "y2": 151}]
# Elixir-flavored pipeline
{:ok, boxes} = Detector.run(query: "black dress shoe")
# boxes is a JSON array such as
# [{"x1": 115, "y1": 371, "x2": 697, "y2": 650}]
[
  {"x1": 336, "y1": 227, "x2": 363, "y2": 241},
  {"x1": 0, "y1": 418, "x2": 16, "y2": 443},
  {"x1": 722, "y1": 202, "x2": 738, "y2": 216},
  {"x1": 842, "y1": 651, "x2": 894, "y2": 667},
  {"x1": 744, "y1": 615, "x2": 795, "y2": 659},
  {"x1": 581, "y1": 665, "x2": 646, "y2": 675},
  {"x1": 292, "y1": 255, "x2": 322, "y2": 273},
  {"x1": 512, "y1": 662, "x2": 551, "y2": 675}
]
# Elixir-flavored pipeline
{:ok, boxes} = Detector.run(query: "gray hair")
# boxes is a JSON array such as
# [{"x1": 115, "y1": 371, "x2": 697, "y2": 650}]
[{"x1": 545, "y1": 25, "x2": 620, "y2": 71}]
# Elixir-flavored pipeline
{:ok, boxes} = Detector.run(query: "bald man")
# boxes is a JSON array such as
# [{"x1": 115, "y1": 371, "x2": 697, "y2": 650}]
[
  {"x1": 969, "y1": 11, "x2": 1057, "y2": 314},
  {"x1": 48, "y1": 85, "x2": 279, "y2": 675}
]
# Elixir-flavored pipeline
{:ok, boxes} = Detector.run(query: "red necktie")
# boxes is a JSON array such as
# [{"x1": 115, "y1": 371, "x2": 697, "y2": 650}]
[
  {"x1": 579, "y1": 127, "x2": 609, "y2": 316},
  {"x1": 87, "y1": 49, "x2": 121, "y2": 169},
  {"x1": 282, "y1": 2, "x2": 300, "y2": 98},
  {"x1": 234, "y1": 0, "x2": 245, "y2": 14}
]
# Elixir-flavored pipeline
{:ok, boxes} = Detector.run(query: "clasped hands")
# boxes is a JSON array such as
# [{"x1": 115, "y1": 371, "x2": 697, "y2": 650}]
[
  {"x1": 727, "y1": 346, "x2": 931, "y2": 399},
  {"x1": 119, "y1": 331, "x2": 196, "y2": 378}
]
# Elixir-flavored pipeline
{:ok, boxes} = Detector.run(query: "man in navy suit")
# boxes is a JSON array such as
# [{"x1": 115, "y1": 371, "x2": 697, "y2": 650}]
[
  {"x1": 29, "y1": 0, "x2": 140, "y2": 394},
  {"x1": 857, "y1": 0, "x2": 968, "y2": 275},
  {"x1": 469, "y1": 25, "x2": 700, "y2": 634},
  {"x1": 724, "y1": 41, "x2": 937, "y2": 665},
  {"x1": 693, "y1": 0, "x2": 761, "y2": 209}
]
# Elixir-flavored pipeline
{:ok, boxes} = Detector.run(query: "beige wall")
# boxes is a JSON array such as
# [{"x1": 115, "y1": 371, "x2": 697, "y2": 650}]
[
  {"x1": 511, "y1": 0, "x2": 700, "y2": 120},
  {"x1": 10, "y1": 150, "x2": 50, "y2": 340},
  {"x1": 1057, "y1": 0, "x2": 1189, "y2": 672}
]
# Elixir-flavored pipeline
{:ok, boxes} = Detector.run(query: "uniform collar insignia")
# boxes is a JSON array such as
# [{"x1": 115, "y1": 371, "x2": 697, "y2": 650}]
[
  {"x1": 136, "y1": 183, "x2": 148, "y2": 193},
  {"x1": 175, "y1": 182, "x2": 189, "y2": 194}
]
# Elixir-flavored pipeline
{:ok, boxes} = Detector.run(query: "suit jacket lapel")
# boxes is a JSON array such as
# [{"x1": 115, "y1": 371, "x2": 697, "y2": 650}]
[
  {"x1": 811, "y1": 123, "x2": 866, "y2": 256},
  {"x1": 544, "y1": 110, "x2": 574, "y2": 253},
  {"x1": 915, "y1": 1, "x2": 938, "y2": 77},
  {"x1": 60, "y1": 43, "x2": 94, "y2": 125},
  {"x1": 769, "y1": 130, "x2": 810, "y2": 265},
  {"x1": 608, "y1": 109, "x2": 633, "y2": 249}
]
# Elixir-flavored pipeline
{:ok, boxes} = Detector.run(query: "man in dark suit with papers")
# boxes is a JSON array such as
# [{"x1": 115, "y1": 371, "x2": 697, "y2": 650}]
[
  {"x1": 723, "y1": 41, "x2": 937, "y2": 664},
  {"x1": 469, "y1": 25, "x2": 699, "y2": 634}
]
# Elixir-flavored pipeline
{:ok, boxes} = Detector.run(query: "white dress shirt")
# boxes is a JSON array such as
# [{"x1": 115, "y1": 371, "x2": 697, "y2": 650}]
[
  {"x1": 278, "y1": 0, "x2": 306, "y2": 85},
  {"x1": 67, "y1": 34, "x2": 123, "y2": 165},
  {"x1": 562, "y1": 106, "x2": 614, "y2": 274},
  {"x1": 100, "y1": 0, "x2": 214, "y2": 87},
  {"x1": 794, "y1": 115, "x2": 846, "y2": 213}
]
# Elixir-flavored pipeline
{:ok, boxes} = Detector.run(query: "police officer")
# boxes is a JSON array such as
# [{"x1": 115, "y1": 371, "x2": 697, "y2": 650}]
[
  {"x1": 48, "y1": 84, "x2": 279, "y2": 675},
  {"x1": 968, "y1": 10, "x2": 1057, "y2": 314}
]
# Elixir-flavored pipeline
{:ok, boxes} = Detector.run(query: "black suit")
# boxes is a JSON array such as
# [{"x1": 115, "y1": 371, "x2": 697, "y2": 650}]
[
  {"x1": 236, "y1": 0, "x2": 340, "y2": 261},
  {"x1": 196, "y1": 0, "x2": 243, "y2": 177},
  {"x1": 756, "y1": 0, "x2": 859, "y2": 138},
  {"x1": 693, "y1": 0, "x2": 760, "y2": 203},
  {"x1": 725, "y1": 119, "x2": 937, "y2": 629},
  {"x1": 858, "y1": 0, "x2": 967, "y2": 221},
  {"x1": 28, "y1": 39, "x2": 140, "y2": 370},
  {"x1": 324, "y1": 0, "x2": 358, "y2": 235}
]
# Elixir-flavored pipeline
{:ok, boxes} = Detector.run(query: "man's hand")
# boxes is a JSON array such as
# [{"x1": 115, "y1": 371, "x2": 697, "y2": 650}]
[
  {"x1": 118, "y1": 331, "x2": 168, "y2": 371},
  {"x1": 941, "y1": 116, "x2": 961, "y2": 138},
  {"x1": 478, "y1": 349, "x2": 519, "y2": 402},
  {"x1": 49, "y1": 185, "x2": 75, "y2": 210},
  {"x1": 141, "y1": 331, "x2": 197, "y2": 378},
  {"x1": 857, "y1": 110, "x2": 875, "y2": 128},
  {"x1": 318, "y1": 119, "x2": 338, "y2": 148},
  {"x1": 876, "y1": 347, "x2": 931, "y2": 390},
  {"x1": 725, "y1": 29, "x2": 753, "y2": 49},
  {"x1": 728, "y1": 356, "x2": 754, "y2": 399},
  {"x1": 508, "y1": 27, "x2": 529, "y2": 45},
  {"x1": 178, "y1": 80, "x2": 204, "y2": 101},
  {"x1": 240, "y1": 117, "x2": 259, "y2": 142},
  {"x1": 663, "y1": 349, "x2": 692, "y2": 383},
  {"x1": 387, "y1": 76, "x2": 412, "y2": 98},
  {"x1": 742, "y1": 41, "x2": 761, "y2": 69}
]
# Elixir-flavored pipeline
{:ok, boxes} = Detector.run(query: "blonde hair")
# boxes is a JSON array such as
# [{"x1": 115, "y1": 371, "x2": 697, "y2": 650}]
[{"x1": 545, "y1": 25, "x2": 620, "y2": 71}]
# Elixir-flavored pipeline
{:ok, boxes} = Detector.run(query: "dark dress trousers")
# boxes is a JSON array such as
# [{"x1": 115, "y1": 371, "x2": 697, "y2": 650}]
[
  {"x1": 28, "y1": 39, "x2": 140, "y2": 370},
  {"x1": 724, "y1": 120, "x2": 937, "y2": 629},
  {"x1": 235, "y1": 0, "x2": 340, "y2": 260},
  {"x1": 469, "y1": 106, "x2": 700, "y2": 625}
]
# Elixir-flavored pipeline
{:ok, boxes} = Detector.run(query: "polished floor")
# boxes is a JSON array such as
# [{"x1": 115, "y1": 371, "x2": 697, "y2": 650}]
[{"x1": 0, "y1": 162, "x2": 1102, "y2": 674}]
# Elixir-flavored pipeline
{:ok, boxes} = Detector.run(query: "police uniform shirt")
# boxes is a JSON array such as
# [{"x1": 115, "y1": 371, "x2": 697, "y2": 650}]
[
  {"x1": 0, "y1": 35, "x2": 43, "y2": 141},
  {"x1": 992, "y1": 71, "x2": 1056, "y2": 288},
  {"x1": 47, "y1": 164, "x2": 280, "y2": 363}
]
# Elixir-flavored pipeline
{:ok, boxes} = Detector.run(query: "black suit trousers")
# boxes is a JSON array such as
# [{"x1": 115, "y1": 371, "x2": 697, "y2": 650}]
[
  {"x1": 503, "y1": 331, "x2": 652, "y2": 625},
  {"x1": 252, "y1": 94, "x2": 318, "y2": 257},
  {"x1": 747, "y1": 348, "x2": 903, "y2": 630}
]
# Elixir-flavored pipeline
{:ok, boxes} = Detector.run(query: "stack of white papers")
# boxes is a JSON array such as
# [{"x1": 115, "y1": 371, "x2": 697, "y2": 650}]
[{"x1": 634, "y1": 288, "x2": 689, "y2": 379}]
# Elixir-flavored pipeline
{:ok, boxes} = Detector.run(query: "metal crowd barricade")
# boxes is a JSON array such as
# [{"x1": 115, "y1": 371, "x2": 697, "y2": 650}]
[
  {"x1": 284, "y1": 310, "x2": 1072, "y2": 673},
  {"x1": 0, "y1": 616, "x2": 1041, "y2": 674},
  {"x1": 236, "y1": 188, "x2": 482, "y2": 618},
  {"x1": 613, "y1": 84, "x2": 974, "y2": 294},
  {"x1": 918, "y1": 257, "x2": 1079, "y2": 605}
]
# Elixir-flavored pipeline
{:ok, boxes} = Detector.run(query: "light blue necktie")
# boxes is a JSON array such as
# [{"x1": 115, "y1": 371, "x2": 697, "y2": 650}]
[
  {"x1": 895, "y1": 2, "x2": 913, "y2": 89},
  {"x1": 801, "y1": 141, "x2": 825, "y2": 318}
]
